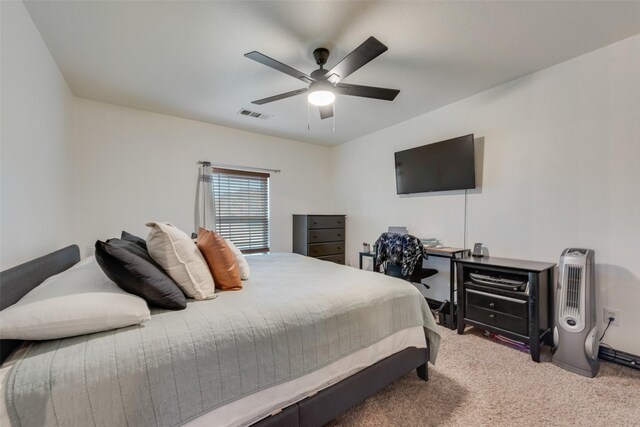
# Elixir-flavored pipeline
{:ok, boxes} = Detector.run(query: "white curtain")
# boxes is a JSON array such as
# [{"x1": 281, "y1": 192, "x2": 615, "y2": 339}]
[{"x1": 195, "y1": 163, "x2": 216, "y2": 233}]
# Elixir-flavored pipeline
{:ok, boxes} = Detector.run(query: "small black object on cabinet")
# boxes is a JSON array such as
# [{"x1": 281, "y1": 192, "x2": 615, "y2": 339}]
[
  {"x1": 293, "y1": 215, "x2": 346, "y2": 265},
  {"x1": 455, "y1": 256, "x2": 555, "y2": 362},
  {"x1": 472, "y1": 243, "x2": 483, "y2": 257}
]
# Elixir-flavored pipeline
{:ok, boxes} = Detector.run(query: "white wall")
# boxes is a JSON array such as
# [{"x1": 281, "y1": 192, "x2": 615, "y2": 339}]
[
  {"x1": 72, "y1": 98, "x2": 332, "y2": 255},
  {"x1": 330, "y1": 35, "x2": 640, "y2": 355},
  {"x1": 0, "y1": 1, "x2": 76, "y2": 269}
]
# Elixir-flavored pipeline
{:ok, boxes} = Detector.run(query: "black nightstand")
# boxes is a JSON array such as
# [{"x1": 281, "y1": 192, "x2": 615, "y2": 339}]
[{"x1": 455, "y1": 256, "x2": 555, "y2": 362}]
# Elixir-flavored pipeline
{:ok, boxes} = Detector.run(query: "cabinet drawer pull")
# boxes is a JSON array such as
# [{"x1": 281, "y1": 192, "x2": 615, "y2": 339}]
[
  {"x1": 489, "y1": 303, "x2": 495, "y2": 308},
  {"x1": 337, "y1": 247, "x2": 342, "y2": 250},
  {"x1": 489, "y1": 314, "x2": 495, "y2": 319}
]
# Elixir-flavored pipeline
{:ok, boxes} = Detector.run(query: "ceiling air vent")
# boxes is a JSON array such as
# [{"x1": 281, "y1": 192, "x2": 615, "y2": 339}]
[{"x1": 237, "y1": 108, "x2": 272, "y2": 120}]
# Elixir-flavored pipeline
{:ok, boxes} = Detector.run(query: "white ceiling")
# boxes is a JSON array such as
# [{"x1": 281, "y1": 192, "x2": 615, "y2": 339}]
[{"x1": 24, "y1": 1, "x2": 640, "y2": 146}]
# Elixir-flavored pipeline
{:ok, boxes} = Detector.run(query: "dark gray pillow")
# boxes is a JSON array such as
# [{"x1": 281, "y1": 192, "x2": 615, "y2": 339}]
[
  {"x1": 121, "y1": 231, "x2": 147, "y2": 250},
  {"x1": 95, "y1": 239, "x2": 186, "y2": 310}
]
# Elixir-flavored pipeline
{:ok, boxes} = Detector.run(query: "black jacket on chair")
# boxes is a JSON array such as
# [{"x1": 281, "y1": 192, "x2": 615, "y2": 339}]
[
  {"x1": 374, "y1": 232, "x2": 424, "y2": 277},
  {"x1": 374, "y1": 233, "x2": 438, "y2": 286}
]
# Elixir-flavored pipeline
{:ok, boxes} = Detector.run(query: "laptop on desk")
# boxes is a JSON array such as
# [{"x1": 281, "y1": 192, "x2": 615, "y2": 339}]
[{"x1": 388, "y1": 226, "x2": 408, "y2": 234}]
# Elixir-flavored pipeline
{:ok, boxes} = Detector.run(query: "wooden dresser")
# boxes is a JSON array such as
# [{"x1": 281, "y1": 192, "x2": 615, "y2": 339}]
[{"x1": 292, "y1": 215, "x2": 346, "y2": 265}]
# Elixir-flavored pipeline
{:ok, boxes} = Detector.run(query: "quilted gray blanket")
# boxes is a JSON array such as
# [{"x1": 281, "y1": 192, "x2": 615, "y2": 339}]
[{"x1": 4, "y1": 253, "x2": 440, "y2": 426}]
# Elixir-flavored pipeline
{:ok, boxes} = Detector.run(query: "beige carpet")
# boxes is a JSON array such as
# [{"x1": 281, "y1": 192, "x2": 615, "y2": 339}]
[{"x1": 330, "y1": 327, "x2": 640, "y2": 426}]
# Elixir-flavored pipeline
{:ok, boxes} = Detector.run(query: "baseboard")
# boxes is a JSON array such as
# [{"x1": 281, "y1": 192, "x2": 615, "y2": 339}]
[{"x1": 599, "y1": 345, "x2": 640, "y2": 370}]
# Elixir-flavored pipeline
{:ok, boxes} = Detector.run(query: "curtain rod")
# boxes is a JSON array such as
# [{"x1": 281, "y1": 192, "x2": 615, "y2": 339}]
[{"x1": 197, "y1": 161, "x2": 281, "y2": 173}]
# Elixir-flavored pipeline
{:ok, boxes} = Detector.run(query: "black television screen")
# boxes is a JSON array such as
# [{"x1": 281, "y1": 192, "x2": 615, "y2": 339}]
[{"x1": 395, "y1": 134, "x2": 475, "y2": 194}]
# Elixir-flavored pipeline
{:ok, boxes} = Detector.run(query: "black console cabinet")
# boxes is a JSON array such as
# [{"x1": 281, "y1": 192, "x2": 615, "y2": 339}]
[{"x1": 455, "y1": 256, "x2": 555, "y2": 362}]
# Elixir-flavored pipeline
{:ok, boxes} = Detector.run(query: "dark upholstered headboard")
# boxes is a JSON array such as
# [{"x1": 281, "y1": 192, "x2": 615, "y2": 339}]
[{"x1": 0, "y1": 245, "x2": 80, "y2": 364}]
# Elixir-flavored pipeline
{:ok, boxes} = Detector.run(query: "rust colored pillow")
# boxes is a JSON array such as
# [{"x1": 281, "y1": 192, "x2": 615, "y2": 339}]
[{"x1": 196, "y1": 228, "x2": 242, "y2": 290}]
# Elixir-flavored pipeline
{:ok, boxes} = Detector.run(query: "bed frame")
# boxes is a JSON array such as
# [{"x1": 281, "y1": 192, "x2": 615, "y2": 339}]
[
  {"x1": 0, "y1": 245, "x2": 81, "y2": 363},
  {"x1": 0, "y1": 245, "x2": 429, "y2": 427}
]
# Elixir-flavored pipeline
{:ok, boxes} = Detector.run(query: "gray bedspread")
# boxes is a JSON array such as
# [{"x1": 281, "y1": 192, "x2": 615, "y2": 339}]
[{"x1": 4, "y1": 253, "x2": 440, "y2": 427}]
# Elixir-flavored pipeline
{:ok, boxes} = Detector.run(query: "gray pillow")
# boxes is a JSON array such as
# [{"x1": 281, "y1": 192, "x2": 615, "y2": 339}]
[
  {"x1": 121, "y1": 230, "x2": 147, "y2": 250},
  {"x1": 95, "y1": 239, "x2": 187, "y2": 310}
]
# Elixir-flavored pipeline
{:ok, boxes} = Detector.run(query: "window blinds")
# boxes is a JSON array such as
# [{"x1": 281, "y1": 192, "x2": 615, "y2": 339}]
[{"x1": 213, "y1": 168, "x2": 270, "y2": 254}]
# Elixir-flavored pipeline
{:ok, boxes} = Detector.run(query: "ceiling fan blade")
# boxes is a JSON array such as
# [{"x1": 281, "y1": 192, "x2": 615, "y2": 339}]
[
  {"x1": 336, "y1": 83, "x2": 399, "y2": 101},
  {"x1": 251, "y1": 88, "x2": 308, "y2": 105},
  {"x1": 323, "y1": 36, "x2": 388, "y2": 84},
  {"x1": 319, "y1": 104, "x2": 334, "y2": 120},
  {"x1": 245, "y1": 51, "x2": 313, "y2": 84}
]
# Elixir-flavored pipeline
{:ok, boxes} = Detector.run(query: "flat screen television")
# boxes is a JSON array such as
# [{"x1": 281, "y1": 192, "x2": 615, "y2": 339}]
[{"x1": 395, "y1": 134, "x2": 475, "y2": 194}]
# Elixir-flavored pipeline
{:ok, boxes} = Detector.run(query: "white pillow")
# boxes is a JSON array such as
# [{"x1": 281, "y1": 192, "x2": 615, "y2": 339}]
[
  {"x1": 225, "y1": 238, "x2": 250, "y2": 280},
  {"x1": 146, "y1": 222, "x2": 216, "y2": 300},
  {"x1": 0, "y1": 256, "x2": 150, "y2": 340}
]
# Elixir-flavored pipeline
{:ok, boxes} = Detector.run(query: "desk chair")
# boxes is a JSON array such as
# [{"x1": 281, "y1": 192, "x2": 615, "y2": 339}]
[{"x1": 374, "y1": 232, "x2": 438, "y2": 289}]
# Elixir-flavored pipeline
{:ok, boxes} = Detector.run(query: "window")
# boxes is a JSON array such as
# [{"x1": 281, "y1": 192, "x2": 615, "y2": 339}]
[{"x1": 213, "y1": 168, "x2": 270, "y2": 254}]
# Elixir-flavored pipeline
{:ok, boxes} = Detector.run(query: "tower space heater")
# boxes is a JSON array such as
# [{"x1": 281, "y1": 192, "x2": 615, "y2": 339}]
[{"x1": 553, "y1": 248, "x2": 599, "y2": 377}]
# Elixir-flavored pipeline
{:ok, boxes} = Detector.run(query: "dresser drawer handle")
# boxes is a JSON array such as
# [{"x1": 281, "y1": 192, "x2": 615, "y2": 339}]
[
  {"x1": 337, "y1": 246, "x2": 342, "y2": 250},
  {"x1": 312, "y1": 235, "x2": 318, "y2": 239},
  {"x1": 489, "y1": 314, "x2": 495, "y2": 319},
  {"x1": 312, "y1": 222, "x2": 318, "y2": 225},
  {"x1": 337, "y1": 234, "x2": 342, "y2": 237},
  {"x1": 489, "y1": 303, "x2": 495, "y2": 308}
]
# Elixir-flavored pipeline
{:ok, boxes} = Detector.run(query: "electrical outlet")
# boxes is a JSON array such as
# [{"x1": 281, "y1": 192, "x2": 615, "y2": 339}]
[{"x1": 604, "y1": 307, "x2": 620, "y2": 326}]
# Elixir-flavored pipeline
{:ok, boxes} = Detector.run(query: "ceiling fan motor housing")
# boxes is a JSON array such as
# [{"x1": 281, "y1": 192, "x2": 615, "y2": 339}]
[{"x1": 313, "y1": 47, "x2": 330, "y2": 68}]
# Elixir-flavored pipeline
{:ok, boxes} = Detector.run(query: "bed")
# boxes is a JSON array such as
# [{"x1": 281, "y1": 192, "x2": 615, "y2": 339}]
[{"x1": 0, "y1": 245, "x2": 440, "y2": 426}]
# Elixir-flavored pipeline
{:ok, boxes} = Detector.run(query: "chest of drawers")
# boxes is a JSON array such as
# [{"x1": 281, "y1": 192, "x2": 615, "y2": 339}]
[{"x1": 292, "y1": 215, "x2": 346, "y2": 265}]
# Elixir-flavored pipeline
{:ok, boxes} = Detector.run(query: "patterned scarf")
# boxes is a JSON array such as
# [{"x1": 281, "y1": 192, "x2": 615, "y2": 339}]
[{"x1": 374, "y1": 232, "x2": 424, "y2": 277}]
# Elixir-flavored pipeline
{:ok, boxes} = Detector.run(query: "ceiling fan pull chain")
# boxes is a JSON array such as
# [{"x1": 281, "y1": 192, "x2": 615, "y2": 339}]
[
  {"x1": 307, "y1": 89, "x2": 310, "y2": 131},
  {"x1": 333, "y1": 100, "x2": 336, "y2": 133}
]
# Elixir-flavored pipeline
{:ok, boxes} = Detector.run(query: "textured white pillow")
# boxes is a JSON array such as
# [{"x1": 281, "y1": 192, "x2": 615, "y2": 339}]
[
  {"x1": 0, "y1": 256, "x2": 151, "y2": 340},
  {"x1": 225, "y1": 238, "x2": 250, "y2": 280},
  {"x1": 146, "y1": 222, "x2": 216, "y2": 300}
]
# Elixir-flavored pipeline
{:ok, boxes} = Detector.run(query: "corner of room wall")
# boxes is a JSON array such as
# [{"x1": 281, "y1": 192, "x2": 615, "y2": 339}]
[
  {"x1": 329, "y1": 34, "x2": 640, "y2": 355},
  {"x1": 0, "y1": 0, "x2": 333, "y2": 267},
  {"x1": 0, "y1": 0, "x2": 76, "y2": 269}
]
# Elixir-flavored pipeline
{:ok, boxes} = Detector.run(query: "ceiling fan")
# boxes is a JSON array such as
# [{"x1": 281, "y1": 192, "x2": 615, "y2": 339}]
[{"x1": 244, "y1": 36, "x2": 400, "y2": 120}]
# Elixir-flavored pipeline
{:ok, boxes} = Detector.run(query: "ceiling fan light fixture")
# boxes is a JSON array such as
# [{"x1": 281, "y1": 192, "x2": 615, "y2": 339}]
[
  {"x1": 308, "y1": 81, "x2": 335, "y2": 106},
  {"x1": 308, "y1": 90, "x2": 335, "y2": 106}
]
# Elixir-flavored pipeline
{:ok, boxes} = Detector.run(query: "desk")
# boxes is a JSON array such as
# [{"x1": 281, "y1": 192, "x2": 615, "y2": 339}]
[
  {"x1": 424, "y1": 248, "x2": 470, "y2": 329},
  {"x1": 358, "y1": 247, "x2": 469, "y2": 330},
  {"x1": 359, "y1": 251, "x2": 375, "y2": 269}
]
